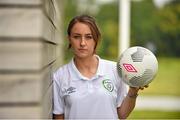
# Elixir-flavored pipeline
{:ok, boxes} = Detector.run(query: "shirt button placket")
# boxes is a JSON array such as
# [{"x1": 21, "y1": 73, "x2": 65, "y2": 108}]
[{"x1": 88, "y1": 81, "x2": 93, "y2": 93}]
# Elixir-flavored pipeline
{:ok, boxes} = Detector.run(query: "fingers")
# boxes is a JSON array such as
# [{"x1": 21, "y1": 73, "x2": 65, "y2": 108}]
[
  {"x1": 139, "y1": 84, "x2": 149, "y2": 90},
  {"x1": 129, "y1": 84, "x2": 149, "y2": 91},
  {"x1": 139, "y1": 87, "x2": 144, "y2": 90}
]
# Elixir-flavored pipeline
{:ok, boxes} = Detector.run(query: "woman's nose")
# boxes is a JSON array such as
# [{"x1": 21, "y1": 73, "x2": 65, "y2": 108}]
[{"x1": 80, "y1": 38, "x2": 86, "y2": 46}]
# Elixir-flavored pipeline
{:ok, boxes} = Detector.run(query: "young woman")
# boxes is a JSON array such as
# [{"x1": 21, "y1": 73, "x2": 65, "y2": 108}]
[{"x1": 53, "y1": 15, "x2": 147, "y2": 119}]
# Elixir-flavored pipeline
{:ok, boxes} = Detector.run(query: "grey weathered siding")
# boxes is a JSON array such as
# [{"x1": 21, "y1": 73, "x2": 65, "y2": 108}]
[{"x1": 0, "y1": 0, "x2": 63, "y2": 118}]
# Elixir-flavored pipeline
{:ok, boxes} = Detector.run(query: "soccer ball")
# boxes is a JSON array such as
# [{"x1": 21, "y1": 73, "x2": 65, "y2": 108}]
[{"x1": 117, "y1": 46, "x2": 158, "y2": 87}]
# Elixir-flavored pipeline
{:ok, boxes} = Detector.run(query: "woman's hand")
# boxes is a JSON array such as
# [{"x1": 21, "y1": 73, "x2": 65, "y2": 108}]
[
  {"x1": 138, "y1": 84, "x2": 149, "y2": 90},
  {"x1": 130, "y1": 84, "x2": 149, "y2": 91},
  {"x1": 128, "y1": 85, "x2": 149, "y2": 98}
]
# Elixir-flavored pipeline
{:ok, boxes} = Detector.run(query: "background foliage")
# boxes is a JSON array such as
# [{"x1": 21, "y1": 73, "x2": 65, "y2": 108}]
[
  {"x1": 64, "y1": 0, "x2": 180, "y2": 61},
  {"x1": 131, "y1": 0, "x2": 180, "y2": 57}
]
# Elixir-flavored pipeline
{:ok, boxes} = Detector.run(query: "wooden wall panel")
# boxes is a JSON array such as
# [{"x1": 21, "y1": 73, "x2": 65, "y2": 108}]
[{"x1": 0, "y1": 0, "x2": 63, "y2": 118}]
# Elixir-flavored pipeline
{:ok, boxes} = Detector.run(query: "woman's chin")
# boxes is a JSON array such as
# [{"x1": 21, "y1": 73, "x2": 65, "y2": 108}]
[{"x1": 75, "y1": 53, "x2": 92, "y2": 58}]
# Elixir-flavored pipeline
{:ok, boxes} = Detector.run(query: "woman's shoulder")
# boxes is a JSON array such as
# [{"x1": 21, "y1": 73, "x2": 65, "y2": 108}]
[
  {"x1": 53, "y1": 62, "x2": 71, "y2": 81},
  {"x1": 100, "y1": 58, "x2": 117, "y2": 67},
  {"x1": 98, "y1": 58, "x2": 118, "y2": 74}
]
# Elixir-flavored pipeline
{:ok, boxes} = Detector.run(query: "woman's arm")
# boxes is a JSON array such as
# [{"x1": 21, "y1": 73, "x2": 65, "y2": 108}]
[
  {"x1": 53, "y1": 114, "x2": 64, "y2": 120},
  {"x1": 117, "y1": 87, "x2": 139, "y2": 119}
]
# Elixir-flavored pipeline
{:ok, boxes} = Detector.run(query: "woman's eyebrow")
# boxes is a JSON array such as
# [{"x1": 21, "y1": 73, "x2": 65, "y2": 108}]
[
  {"x1": 72, "y1": 33, "x2": 92, "y2": 35},
  {"x1": 85, "y1": 33, "x2": 92, "y2": 36},
  {"x1": 72, "y1": 33, "x2": 81, "y2": 35}
]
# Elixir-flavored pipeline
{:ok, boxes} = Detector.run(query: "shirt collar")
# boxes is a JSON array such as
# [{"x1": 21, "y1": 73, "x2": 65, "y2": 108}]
[
  {"x1": 95, "y1": 55, "x2": 105, "y2": 77},
  {"x1": 71, "y1": 58, "x2": 87, "y2": 80},
  {"x1": 69, "y1": 55, "x2": 105, "y2": 81}
]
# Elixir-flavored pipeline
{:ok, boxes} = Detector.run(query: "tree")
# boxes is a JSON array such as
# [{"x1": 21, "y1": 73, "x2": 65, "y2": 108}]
[
  {"x1": 156, "y1": 0, "x2": 180, "y2": 56},
  {"x1": 96, "y1": 1, "x2": 119, "y2": 60},
  {"x1": 131, "y1": 0, "x2": 180, "y2": 57},
  {"x1": 131, "y1": 0, "x2": 160, "y2": 55}
]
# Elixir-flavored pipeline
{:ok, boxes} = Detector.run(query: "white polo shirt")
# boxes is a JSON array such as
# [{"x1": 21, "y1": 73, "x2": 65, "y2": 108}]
[{"x1": 53, "y1": 56, "x2": 128, "y2": 119}]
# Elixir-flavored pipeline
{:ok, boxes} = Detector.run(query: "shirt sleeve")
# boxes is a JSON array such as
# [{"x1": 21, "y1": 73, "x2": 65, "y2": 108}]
[
  {"x1": 53, "y1": 73, "x2": 64, "y2": 115},
  {"x1": 116, "y1": 79, "x2": 128, "y2": 108},
  {"x1": 113, "y1": 64, "x2": 128, "y2": 108}
]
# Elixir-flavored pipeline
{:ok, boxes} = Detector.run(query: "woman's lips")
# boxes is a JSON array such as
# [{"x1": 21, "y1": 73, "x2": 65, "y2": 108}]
[{"x1": 78, "y1": 48, "x2": 87, "y2": 51}]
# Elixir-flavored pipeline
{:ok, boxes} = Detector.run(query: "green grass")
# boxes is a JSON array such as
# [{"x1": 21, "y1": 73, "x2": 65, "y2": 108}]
[
  {"x1": 128, "y1": 58, "x2": 180, "y2": 119},
  {"x1": 140, "y1": 57, "x2": 180, "y2": 96},
  {"x1": 128, "y1": 110, "x2": 180, "y2": 119}
]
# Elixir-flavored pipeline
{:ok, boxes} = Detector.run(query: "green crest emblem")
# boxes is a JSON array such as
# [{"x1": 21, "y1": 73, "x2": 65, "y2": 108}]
[{"x1": 102, "y1": 79, "x2": 114, "y2": 92}]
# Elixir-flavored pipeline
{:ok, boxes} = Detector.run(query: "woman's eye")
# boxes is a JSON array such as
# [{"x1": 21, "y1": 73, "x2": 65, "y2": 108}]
[
  {"x1": 73, "y1": 36, "x2": 81, "y2": 39},
  {"x1": 85, "y1": 36, "x2": 93, "y2": 40},
  {"x1": 72, "y1": 35, "x2": 93, "y2": 40}
]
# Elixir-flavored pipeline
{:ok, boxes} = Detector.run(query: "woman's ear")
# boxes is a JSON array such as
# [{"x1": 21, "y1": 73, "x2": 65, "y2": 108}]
[{"x1": 67, "y1": 35, "x2": 71, "y2": 49}]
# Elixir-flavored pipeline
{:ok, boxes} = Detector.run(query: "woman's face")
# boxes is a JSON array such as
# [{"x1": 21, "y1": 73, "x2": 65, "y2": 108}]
[{"x1": 68, "y1": 22, "x2": 96, "y2": 58}]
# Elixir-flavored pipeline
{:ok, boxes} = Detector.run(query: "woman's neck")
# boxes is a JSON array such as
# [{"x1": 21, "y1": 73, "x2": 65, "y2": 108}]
[{"x1": 74, "y1": 55, "x2": 99, "y2": 79}]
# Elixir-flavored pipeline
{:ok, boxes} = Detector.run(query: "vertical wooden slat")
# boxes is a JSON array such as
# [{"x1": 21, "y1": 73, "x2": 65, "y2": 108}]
[{"x1": 0, "y1": 0, "x2": 63, "y2": 118}]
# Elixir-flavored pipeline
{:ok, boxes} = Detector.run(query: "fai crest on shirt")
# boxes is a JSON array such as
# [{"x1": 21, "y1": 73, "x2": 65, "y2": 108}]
[{"x1": 102, "y1": 79, "x2": 114, "y2": 92}]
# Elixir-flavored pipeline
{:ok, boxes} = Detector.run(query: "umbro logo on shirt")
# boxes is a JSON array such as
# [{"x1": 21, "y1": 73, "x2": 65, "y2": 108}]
[{"x1": 66, "y1": 87, "x2": 76, "y2": 94}]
